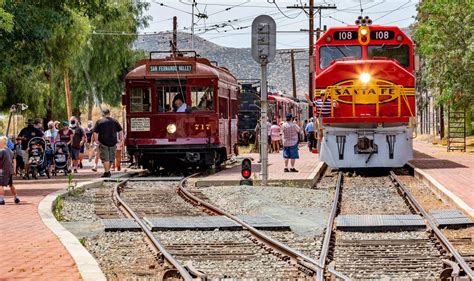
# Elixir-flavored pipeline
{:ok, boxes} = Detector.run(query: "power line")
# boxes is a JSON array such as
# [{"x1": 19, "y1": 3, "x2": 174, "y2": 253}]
[
  {"x1": 270, "y1": 0, "x2": 302, "y2": 19},
  {"x1": 373, "y1": 0, "x2": 412, "y2": 21}
]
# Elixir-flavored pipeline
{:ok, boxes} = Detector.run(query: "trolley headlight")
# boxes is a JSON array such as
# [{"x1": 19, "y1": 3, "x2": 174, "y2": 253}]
[
  {"x1": 167, "y1": 123, "x2": 177, "y2": 134},
  {"x1": 359, "y1": 73, "x2": 371, "y2": 84}
]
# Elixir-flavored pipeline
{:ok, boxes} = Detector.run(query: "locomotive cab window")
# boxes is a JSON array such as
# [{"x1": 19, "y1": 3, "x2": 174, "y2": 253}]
[
  {"x1": 190, "y1": 86, "x2": 214, "y2": 111},
  {"x1": 319, "y1": 46, "x2": 362, "y2": 69},
  {"x1": 368, "y1": 44, "x2": 410, "y2": 68},
  {"x1": 130, "y1": 88, "x2": 151, "y2": 112},
  {"x1": 156, "y1": 84, "x2": 187, "y2": 112}
]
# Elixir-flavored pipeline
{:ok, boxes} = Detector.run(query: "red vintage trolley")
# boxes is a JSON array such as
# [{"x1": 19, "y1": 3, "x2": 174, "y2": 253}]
[{"x1": 123, "y1": 51, "x2": 239, "y2": 171}]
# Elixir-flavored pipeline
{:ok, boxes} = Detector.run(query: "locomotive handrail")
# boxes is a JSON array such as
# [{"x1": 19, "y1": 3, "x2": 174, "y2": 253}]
[{"x1": 324, "y1": 84, "x2": 415, "y2": 118}]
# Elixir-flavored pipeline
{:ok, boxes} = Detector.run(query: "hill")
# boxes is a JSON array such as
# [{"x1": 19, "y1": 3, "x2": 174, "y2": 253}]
[{"x1": 133, "y1": 32, "x2": 309, "y2": 97}]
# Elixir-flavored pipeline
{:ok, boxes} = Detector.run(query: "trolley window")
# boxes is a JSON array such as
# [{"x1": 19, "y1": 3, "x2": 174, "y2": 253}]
[
  {"x1": 368, "y1": 44, "x2": 410, "y2": 68},
  {"x1": 156, "y1": 85, "x2": 187, "y2": 112},
  {"x1": 230, "y1": 99, "x2": 239, "y2": 119},
  {"x1": 190, "y1": 86, "x2": 214, "y2": 111},
  {"x1": 219, "y1": 97, "x2": 228, "y2": 119},
  {"x1": 130, "y1": 88, "x2": 151, "y2": 112},
  {"x1": 268, "y1": 103, "x2": 276, "y2": 123},
  {"x1": 319, "y1": 45, "x2": 362, "y2": 69}
]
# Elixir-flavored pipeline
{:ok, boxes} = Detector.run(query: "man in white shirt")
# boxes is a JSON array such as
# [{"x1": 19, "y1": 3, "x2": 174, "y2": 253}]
[{"x1": 174, "y1": 96, "x2": 188, "y2": 112}]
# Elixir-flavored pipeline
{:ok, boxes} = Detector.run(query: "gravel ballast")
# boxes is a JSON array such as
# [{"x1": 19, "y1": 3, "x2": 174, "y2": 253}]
[
  {"x1": 340, "y1": 175, "x2": 411, "y2": 215},
  {"x1": 200, "y1": 185, "x2": 334, "y2": 236}
]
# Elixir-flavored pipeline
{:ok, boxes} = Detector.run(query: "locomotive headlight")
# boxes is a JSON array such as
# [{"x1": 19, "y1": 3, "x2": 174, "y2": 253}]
[
  {"x1": 167, "y1": 123, "x2": 177, "y2": 134},
  {"x1": 360, "y1": 73, "x2": 371, "y2": 84},
  {"x1": 360, "y1": 28, "x2": 368, "y2": 36}
]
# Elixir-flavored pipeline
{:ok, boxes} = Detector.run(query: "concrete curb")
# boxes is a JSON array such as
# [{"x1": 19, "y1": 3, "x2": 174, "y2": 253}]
[
  {"x1": 38, "y1": 179, "x2": 107, "y2": 281},
  {"x1": 407, "y1": 162, "x2": 474, "y2": 219}
]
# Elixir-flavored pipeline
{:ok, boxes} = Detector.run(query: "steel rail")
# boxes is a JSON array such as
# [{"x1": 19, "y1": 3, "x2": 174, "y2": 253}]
[
  {"x1": 112, "y1": 179, "x2": 193, "y2": 281},
  {"x1": 177, "y1": 174, "x2": 323, "y2": 277},
  {"x1": 390, "y1": 171, "x2": 474, "y2": 280},
  {"x1": 317, "y1": 171, "x2": 350, "y2": 281}
]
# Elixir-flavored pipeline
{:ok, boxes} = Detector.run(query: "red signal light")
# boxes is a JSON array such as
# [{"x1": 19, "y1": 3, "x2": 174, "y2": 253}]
[
  {"x1": 241, "y1": 158, "x2": 252, "y2": 179},
  {"x1": 361, "y1": 36, "x2": 367, "y2": 43}
]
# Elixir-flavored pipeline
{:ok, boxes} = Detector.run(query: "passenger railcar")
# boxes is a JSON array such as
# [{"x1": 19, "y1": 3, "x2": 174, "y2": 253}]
[
  {"x1": 314, "y1": 17, "x2": 416, "y2": 168},
  {"x1": 237, "y1": 82, "x2": 302, "y2": 145},
  {"x1": 123, "y1": 51, "x2": 239, "y2": 171}
]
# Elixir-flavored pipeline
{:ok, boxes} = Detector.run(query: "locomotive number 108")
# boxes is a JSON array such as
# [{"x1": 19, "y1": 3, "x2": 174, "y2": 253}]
[{"x1": 370, "y1": 30, "x2": 395, "y2": 40}]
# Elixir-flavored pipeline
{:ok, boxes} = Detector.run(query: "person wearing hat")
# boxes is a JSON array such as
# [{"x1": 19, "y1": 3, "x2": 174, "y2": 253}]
[
  {"x1": 281, "y1": 113, "x2": 301, "y2": 172},
  {"x1": 85, "y1": 120, "x2": 94, "y2": 161},
  {"x1": 17, "y1": 118, "x2": 44, "y2": 177},
  {"x1": 305, "y1": 117, "x2": 316, "y2": 152}
]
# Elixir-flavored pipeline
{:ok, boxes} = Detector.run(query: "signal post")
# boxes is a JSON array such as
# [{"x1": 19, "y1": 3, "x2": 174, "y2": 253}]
[{"x1": 251, "y1": 15, "x2": 276, "y2": 186}]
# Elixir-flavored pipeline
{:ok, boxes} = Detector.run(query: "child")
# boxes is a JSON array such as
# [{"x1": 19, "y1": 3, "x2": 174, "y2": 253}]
[{"x1": 0, "y1": 136, "x2": 20, "y2": 204}]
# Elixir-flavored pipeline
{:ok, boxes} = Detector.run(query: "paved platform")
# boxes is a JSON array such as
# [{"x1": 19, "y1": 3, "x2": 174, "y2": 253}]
[
  {"x1": 409, "y1": 140, "x2": 474, "y2": 218},
  {"x1": 196, "y1": 144, "x2": 323, "y2": 188},
  {"x1": 0, "y1": 162, "x2": 126, "y2": 280}
]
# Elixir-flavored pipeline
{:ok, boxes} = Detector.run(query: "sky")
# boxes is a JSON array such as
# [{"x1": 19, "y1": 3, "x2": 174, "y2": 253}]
[{"x1": 142, "y1": 0, "x2": 419, "y2": 49}]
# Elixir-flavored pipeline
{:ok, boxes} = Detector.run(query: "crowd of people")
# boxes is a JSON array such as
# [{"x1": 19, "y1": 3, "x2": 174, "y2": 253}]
[
  {"x1": 254, "y1": 90, "x2": 336, "y2": 173},
  {"x1": 0, "y1": 108, "x2": 123, "y2": 205}
]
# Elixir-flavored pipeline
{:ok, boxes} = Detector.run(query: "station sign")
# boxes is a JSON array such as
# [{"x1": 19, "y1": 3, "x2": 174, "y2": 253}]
[
  {"x1": 130, "y1": 117, "x2": 150, "y2": 131},
  {"x1": 150, "y1": 65, "x2": 193, "y2": 73}
]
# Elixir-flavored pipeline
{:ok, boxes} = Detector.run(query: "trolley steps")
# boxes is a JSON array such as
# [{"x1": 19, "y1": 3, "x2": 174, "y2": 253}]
[{"x1": 447, "y1": 109, "x2": 466, "y2": 152}]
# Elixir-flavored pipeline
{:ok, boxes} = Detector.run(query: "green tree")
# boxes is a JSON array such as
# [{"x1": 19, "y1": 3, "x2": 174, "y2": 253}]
[
  {"x1": 70, "y1": 1, "x2": 149, "y2": 120},
  {"x1": 0, "y1": 0, "x2": 13, "y2": 32},
  {"x1": 414, "y1": 0, "x2": 473, "y2": 133},
  {"x1": 0, "y1": 1, "x2": 149, "y2": 124}
]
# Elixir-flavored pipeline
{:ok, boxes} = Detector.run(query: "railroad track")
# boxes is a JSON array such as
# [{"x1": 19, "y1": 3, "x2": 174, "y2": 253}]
[
  {"x1": 109, "y1": 175, "x2": 326, "y2": 280},
  {"x1": 318, "y1": 170, "x2": 474, "y2": 280}
]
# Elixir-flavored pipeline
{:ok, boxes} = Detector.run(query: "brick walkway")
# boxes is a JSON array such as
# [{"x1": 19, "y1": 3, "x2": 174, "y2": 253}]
[
  {"x1": 0, "y1": 162, "x2": 113, "y2": 280},
  {"x1": 196, "y1": 144, "x2": 321, "y2": 187},
  {"x1": 410, "y1": 141, "x2": 474, "y2": 209}
]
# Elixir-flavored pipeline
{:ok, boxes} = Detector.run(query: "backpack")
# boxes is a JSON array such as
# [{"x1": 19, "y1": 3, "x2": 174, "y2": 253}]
[{"x1": 71, "y1": 127, "x2": 84, "y2": 149}]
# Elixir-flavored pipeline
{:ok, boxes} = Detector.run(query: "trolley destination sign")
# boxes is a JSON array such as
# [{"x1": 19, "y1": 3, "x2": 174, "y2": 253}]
[{"x1": 149, "y1": 65, "x2": 193, "y2": 73}]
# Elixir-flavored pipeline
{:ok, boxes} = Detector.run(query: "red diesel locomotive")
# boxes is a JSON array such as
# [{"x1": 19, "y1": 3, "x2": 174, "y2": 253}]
[
  {"x1": 123, "y1": 51, "x2": 239, "y2": 171},
  {"x1": 314, "y1": 17, "x2": 416, "y2": 168}
]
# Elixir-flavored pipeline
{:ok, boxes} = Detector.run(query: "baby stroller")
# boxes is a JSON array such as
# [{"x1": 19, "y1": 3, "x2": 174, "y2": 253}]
[
  {"x1": 53, "y1": 141, "x2": 70, "y2": 176},
  {"x1": 27, "y1": 137, "x2": 50, "y2": 179}
]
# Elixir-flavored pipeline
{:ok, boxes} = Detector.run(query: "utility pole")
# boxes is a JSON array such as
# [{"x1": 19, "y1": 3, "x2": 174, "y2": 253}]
[
  {"x1": 191, "y1": 0, "x2": 195, "y2": 49},
  {"x1": 280, "y1": 49, "x2": 306, "y2": 98},
  {"x1": 309, "y1": 0, "x2": 314, "y2": 119},
  {"x1": 291, "y1": 49, "x2": 296, "y2": 98},
  {"x1": 287, "y1": 3, "x2": 336, "y2": 118},
  {"x1": 172, "y1": 16, "x2": 177, "y2": 56}
]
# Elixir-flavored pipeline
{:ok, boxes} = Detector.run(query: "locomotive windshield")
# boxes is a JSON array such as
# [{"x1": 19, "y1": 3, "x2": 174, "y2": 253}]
[
  {"x1": 367, "y1": 44, "x2": 410, "y2": 68},
  {"x1": 319, "y1": 46, "x2": 362, "y2": 69}
]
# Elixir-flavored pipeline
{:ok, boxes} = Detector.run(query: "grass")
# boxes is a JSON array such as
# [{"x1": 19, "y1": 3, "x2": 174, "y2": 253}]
[
  {"x1": 79, "y1": 237, "x2": 86, "y2": 247},
  {"x1": 239, "y1": 144, "x2": 255, "y2": 154},
  {"x1": 53, "y1": 195, "x2": 64, "y2": 221}
]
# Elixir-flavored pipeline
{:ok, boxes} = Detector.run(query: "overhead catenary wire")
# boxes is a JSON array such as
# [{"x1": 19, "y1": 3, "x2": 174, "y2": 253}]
[{"x1": 373, "y1": 0, "x2": 412, "y2": 21}]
